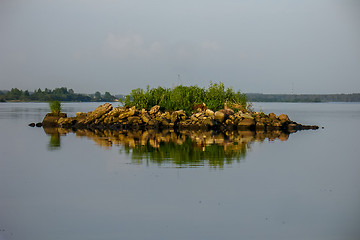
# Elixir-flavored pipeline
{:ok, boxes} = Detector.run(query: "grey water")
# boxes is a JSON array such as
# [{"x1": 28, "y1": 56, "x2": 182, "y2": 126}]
[{"x1": 0, "y1": 102, "x2": 359, "y2": 240}]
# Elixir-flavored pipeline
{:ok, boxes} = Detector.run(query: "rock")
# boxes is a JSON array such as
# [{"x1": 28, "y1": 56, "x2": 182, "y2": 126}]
[
  {"x1": 76, "y1": 112, "x2": 86, "y2": 117},
  {"x1": 205, "y1": 109, "x2": 214, "y2": 117},
  {"x1": 298, "y1": 125, "x2": 319, "y2": 130},
  {"x1": 147, "y1": 119, "x2": 159, "y2": 128},
  {"x1": 220, "y1": 108, "x2": 234, "y2": 116},
  {"x1": 255, "y1": 122, "x2": 266, "y2": 130},
  {"x1": 287, "y1": 123, "x2": 298, "y2": 132},
  {"x1": 107, "y1": 107, "x2": 123, "y2": 117},
  {"x1": 190, "y1": 114, "x2": 199, "y2": 122},
  {"x1": 128, "y1": 116, "x2": 141, "y2": 124},
  {"x1": 40, "y1": 103, "x2": 318, "y2": 134},
  {"x1": 58, "y1": 117, "x2": 76, "y2": 127},
  {"x1": 202, "y1": 118, "x2": 215, "y2": 127},
  {"x1": 271, "y1": 120, "x2": 282, "y2": 128},
  {"x1": 214, "y1": 111, "x2": 226, "y2": 122},
  {"x1": 149, "y1": 105, "x2": 160, "y2": 115},
  {"x1": 170, "y1": 112, "x2": 178, "y2": 123},
  {"x1": 103, "y1": 116, "x2": 115, "y2": 125},
  {"x1": 118, "y1": 107, "x2": 136, "y2": 120},
  {"x1": 237, "y1": 118, "x2": 255, "y2": 129},
  {"x1": 36, "y1": 122, "x2": 42, "y2": 127},
  {"x1": 84, "y1": 103, "x2": 113, "y2": 124},
  {"x1": 240, "y1": 113, "x2": 254, "y2": 119},
  {"x1": 160, "y1": 118, "x2": 171, "y2": 127},
  {"x1": 170, "y1": 110, "x2": 186, "y2": 123},
  {"x1": 278, "y1": 114, "x2": 289, "y2": 122},
  {"x1": 141, "y1": 112, "x2": 151, "y2": 123},
  {"x1": 225, "y1": 119, "x2": 234, "y2": 126},
  {"x1": 175, "y1": 110, "x2": 187, "y2": 120},
  {"x1": 161, "y1": 112, "x2": 171, "y2": 120},
  {"x1": 42, "y1": 113, "x2": 67, "y2": 127},
  {"x1": 268, "y1": 113, "x2": 277, "y2": 119},
  {"x1": 28, "y1": 123, "x2": 35, "y2": 127}
]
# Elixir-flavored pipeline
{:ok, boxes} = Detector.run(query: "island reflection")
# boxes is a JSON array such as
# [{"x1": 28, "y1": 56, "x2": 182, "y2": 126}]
[{"x1": 44, "y1": 128, "x2": 290, "y2": 168}]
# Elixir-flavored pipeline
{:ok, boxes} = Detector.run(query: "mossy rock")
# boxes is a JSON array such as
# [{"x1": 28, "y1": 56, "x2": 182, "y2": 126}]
[{"x1": 42, "y1": 113, "x2": 67, "y2": 127}]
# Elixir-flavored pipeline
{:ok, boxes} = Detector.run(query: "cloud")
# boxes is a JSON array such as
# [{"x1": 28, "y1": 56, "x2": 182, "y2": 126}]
[{"x1": 101, "y1": 33, "x2": 162, "y2": 59}]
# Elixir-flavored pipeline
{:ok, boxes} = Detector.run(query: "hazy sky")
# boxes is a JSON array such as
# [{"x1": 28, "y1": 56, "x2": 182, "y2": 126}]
[{"x1": 1, "y1": 0, "x2": 359, "y2": 94}]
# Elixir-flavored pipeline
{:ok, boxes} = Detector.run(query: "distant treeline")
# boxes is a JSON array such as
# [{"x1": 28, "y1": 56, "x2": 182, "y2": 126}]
[
  {"x1": 246, "y1": 93, "x2": 360, "y2": 102},
  {"x1": 1, "y1": 87, "x2": 359, "y2": 103},
  {"x1": 0, "y1": 87, "x2": 117, "y2": 102}
]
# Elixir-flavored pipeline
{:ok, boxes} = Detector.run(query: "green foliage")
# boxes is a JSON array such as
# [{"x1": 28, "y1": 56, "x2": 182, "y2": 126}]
[
  {"x1": 205, "y1": 82, "x2": 225, "y2": 111},
  {"x1": 0, "y1": 87, "x2": 115, "y2": 102},
  {"x1": 123, "y1": 82, "x2": 247, "y2": 114},
  {"x1": 49, "y1": 101, "x2": 61, "y2": 115}
]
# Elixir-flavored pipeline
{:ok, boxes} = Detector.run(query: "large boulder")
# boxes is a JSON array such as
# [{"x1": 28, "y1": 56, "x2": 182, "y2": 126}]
[
  {"x1": 42, "y1": 113, "x2": 67, "y2": 127},
  {"x1": 170, "y1": 110, "x2": 187, "y2": 123},
  {"x1": 268, "y1": 113, "x2": 277, "y2": 120},
  {"x1": 84, "y1": 103, "x2": 113, "y2": 124},
  {"x1": 214, "y1": 109, "x2": 234, "y2": 123},
  {"x1": 278, "y1": 114, "x2": 290, "y2": 122},
  {"x1": 214, "y1": 111, "x2": 226, "y2": 123},
  {"x1": 237, "y1": 118, "x2": 255, "y2": 129}
]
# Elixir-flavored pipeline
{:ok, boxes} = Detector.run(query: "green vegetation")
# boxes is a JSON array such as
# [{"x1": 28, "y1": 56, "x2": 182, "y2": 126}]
[
  {"x1": 0, "y1": 87, "x2": 116, "y2": 102},
  {"x1": 122, "y1": 82, "x2": 247, "y2": 114},
  {"x1": 49, "y1": 101, "x2": 62, "y2": 115}
]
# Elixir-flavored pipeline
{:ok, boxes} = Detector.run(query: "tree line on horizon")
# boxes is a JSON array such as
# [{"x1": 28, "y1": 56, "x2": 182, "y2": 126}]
[
  {"x1": 1, "y1": 87, "x2": 359, "y2": 103},
  {"x1": 0, "y1": 87, "x2": 116, "y2": 102}
]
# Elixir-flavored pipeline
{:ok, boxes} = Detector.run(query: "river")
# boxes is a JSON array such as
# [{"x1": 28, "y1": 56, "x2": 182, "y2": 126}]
[{"x1": 0, "y1": 102, "x2": 359, "y2": 240}]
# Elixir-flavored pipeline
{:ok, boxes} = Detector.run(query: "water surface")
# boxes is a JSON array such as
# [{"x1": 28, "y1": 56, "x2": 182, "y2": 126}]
[{"x1": 0, "y1": 102, "x2": 359, "y2": 240}]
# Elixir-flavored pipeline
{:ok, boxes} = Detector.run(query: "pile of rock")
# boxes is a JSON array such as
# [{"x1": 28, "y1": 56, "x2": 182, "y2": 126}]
[{"x1": 42, "y1": 103, "x2": 318, "y2": 132}]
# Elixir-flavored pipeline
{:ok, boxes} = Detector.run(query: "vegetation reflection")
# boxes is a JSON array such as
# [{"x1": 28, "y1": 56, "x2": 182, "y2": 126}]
[
  {"x1": 43, "y1": 128, "x2": 290, "y2": 168},
  {"x1": 43, "y1": 128, "x2": 62, "y2": 151},
  {"x1": 127, "y1": 138, "x2": 248, "y2": 168}
]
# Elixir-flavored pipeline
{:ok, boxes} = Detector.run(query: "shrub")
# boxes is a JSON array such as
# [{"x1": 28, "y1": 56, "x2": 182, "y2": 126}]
[
  {"x1": 123, "y1": 82, "x2": 247, "y2": 114},
  {"x1": 49, "y1": 100, "x2": 61, "y2": 115}
]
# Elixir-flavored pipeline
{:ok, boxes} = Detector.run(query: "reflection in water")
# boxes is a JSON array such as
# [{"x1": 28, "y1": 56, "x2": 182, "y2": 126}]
[
  {"x1": 43, "y1": 128, "x2": 290, "y2": 168},
  {"x1": 43, "y1": 128, "x2": 62, "y2": 151}
]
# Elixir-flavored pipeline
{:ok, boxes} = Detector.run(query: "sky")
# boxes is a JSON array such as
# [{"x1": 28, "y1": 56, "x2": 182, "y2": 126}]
[{"x1": 0, "y1": 0, "x2": 359, "y2": 95}]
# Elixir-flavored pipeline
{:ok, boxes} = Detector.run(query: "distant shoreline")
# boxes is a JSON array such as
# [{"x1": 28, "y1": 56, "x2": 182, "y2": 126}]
[
  {"x1": 246, "y1": 93, "x2": 360, "y2": 102},
  {"x1": 1, "y1": 87, "x2": 359, "y2": 103}
]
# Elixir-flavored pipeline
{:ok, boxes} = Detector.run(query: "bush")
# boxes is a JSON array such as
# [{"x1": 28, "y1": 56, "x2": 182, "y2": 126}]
[
  {"x1": 123, "y1": 82, "x2": 247, "y2": 114},
  {"x1": 49, "y1": 101, "x2": 61, "y2": 115}
]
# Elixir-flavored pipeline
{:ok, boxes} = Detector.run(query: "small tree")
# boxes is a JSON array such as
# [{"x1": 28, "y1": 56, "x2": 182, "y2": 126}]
[{"x1": 49, "y1": 101, "x2": 61, "y2": 115}]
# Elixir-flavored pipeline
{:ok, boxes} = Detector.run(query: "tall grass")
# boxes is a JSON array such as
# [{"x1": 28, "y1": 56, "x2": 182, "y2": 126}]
[
  {"x1": 49, "y1": 100, "x2": 61, "y2": 115},
  {"x1": 122, "y1": 82, "x2": 247, "y2": 114}
]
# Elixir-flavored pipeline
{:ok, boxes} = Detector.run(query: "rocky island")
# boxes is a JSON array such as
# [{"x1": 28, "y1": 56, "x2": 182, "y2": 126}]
[
  {"x1": 40, "y1": 83, "x2": 319, "y2": 133},
  {"x1": 42, "y1": 102, "x2": 318, "y2": 132}
]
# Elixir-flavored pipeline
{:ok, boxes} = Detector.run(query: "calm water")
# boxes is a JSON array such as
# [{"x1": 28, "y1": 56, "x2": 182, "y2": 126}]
[{"x1": 0, "y1": 102, "x2": 359, "y2": 240}]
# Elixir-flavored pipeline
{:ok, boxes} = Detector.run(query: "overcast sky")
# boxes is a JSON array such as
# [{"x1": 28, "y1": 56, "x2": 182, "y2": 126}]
[{"x1": 1, "y1": 0, "x2": 359, "y2": 94}]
